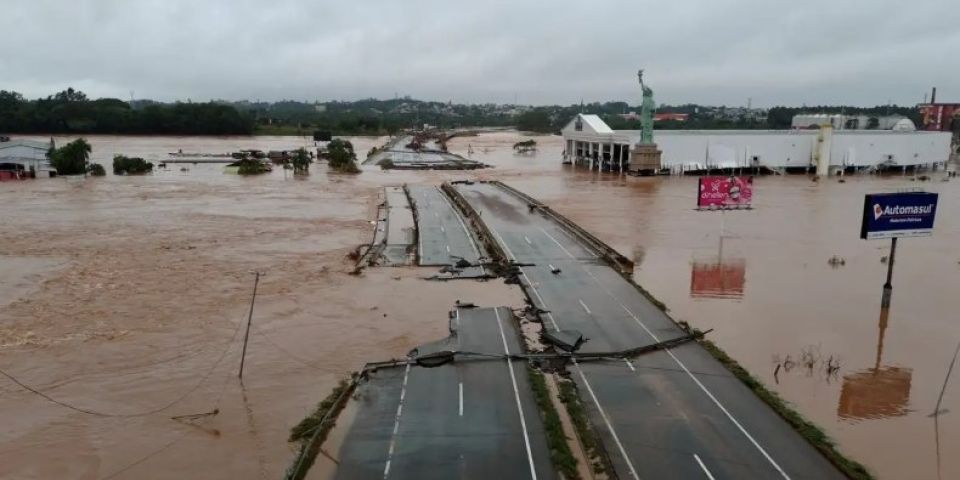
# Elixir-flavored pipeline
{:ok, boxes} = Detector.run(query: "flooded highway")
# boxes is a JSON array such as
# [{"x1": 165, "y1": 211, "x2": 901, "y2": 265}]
[{"x1": 1, "y1": 132, "x2": 958, "y2": 479}]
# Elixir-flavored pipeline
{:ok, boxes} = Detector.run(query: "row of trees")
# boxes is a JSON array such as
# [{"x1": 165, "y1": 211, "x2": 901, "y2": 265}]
[
  {"x1": 1, "y1": 89, "x2": 923, "y2": 136},
  {"x1": 0, "y1": 89, "x2": 254, "y2": 135},
  {"x1": 45, "y1": 138, "x2": 359, "y2": 177}
]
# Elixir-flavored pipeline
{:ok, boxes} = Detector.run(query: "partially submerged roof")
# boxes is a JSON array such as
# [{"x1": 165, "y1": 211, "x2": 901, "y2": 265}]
[
  {"x1": 0, "y1": 139, "x2": 53, "y2": 162},
  {"x1": 0, "y1": 139, "x2": 51, "y2": 151},
  {"x1": 561, "y1": 113, "x2": 614, "y2": 135}
]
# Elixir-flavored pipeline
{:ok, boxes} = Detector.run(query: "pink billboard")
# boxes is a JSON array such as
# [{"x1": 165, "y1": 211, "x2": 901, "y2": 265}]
[{"x1": 698, "y1": 176, "x2": 753, "y2": 209}]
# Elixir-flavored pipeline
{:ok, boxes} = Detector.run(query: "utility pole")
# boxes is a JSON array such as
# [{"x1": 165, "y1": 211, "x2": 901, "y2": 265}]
[{"x1": 239, "y1": 271, "x2": 263, "y2": 379}]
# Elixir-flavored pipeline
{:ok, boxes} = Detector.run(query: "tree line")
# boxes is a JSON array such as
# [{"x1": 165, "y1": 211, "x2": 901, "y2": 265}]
[
  {"x1": 0, "y1": 88, "x2": 254, "y2": 135},
  {"x1": 0, "y1": 88, "x2": 925, "y2": 136}
]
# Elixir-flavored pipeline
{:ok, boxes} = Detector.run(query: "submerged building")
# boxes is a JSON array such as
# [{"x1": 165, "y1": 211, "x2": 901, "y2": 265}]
[
  {"x1": 0, "y1": 138, "x2": 55, "y2": 179},
  {"x1": 561, "y1": 114, "x2": 952, "y2": 174}
]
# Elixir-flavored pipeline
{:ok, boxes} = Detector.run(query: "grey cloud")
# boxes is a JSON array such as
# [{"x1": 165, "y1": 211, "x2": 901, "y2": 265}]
[{"x1": 1, "y1": 0, "x2": 957, "y2": 106}]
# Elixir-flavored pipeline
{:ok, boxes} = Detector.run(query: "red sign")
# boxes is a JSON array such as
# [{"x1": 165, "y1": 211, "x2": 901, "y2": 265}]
[{"x1": 698, "y1": 176, "x2": 753, "y2": 209}]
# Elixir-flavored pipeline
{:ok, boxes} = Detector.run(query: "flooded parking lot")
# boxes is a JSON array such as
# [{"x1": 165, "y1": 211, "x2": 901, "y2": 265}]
[{"x1": 1, "y1": 132, "x2": 958, "y2": 479}]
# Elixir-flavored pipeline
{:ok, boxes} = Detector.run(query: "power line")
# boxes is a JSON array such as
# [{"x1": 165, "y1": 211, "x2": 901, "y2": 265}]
[
  {"x1": 252, "y1": 324, "x2": 342, "y2": 373},
  {"x1": 0, "y1": 316, "x2": 245, "y2": 418}
]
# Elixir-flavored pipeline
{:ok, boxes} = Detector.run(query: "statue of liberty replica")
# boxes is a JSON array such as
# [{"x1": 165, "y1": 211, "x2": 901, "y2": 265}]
[{"x1": 630, "y1": 69, "x2": 663, "y2": 174}]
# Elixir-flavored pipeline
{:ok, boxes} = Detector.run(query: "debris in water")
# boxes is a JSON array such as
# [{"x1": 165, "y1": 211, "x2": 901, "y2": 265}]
[{"x1": 828, "y1": 255, "x2": 846, "y2": 267}]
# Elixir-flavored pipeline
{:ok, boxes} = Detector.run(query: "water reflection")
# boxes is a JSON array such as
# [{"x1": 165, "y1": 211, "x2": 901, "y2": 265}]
[
  {"x1": 838, "y1": 306, "x2": 913, "y2": 421},
  {"x1": 689, "y1": 258, "x2": 746, "y2": 299}
]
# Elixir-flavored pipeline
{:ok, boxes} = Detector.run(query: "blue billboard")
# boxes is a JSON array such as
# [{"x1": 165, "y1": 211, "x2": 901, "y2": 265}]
[{"x1": 860, "y1": 192, "x2": 939, "y2": 240}]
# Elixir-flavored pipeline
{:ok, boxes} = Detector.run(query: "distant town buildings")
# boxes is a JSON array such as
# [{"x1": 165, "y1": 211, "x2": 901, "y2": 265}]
[
  {"x1": 655, "y1": 112, "x2": 690, "y2": 122},
  {"x1": 791, "y1": 113, "x2": 916, "y2": 131}
]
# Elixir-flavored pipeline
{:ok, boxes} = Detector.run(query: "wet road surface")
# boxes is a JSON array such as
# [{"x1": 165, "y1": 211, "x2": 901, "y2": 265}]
[
  {"x1": 407, "y1": 185, "x2": 488, "y2": 281},
  {"x1": 455, "y1": 181, "x2": 846, "y2": 480},
  {"x1": 334, "y1": 306, "x2": 556, "y2": 480}
]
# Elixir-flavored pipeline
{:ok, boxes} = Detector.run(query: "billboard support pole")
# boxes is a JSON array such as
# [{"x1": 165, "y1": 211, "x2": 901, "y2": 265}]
[{"x1": 882, "y1": 237, "x2": 897, "y2": 308}]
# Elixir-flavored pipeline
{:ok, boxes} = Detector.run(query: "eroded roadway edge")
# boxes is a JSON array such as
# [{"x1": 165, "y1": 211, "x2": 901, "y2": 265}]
[
  {"x1": 335, "y1": 306, "x2": 556, "y2": 480},
  {"x1": 454, "y1": 181, "x2": 845, "y2": 480}
]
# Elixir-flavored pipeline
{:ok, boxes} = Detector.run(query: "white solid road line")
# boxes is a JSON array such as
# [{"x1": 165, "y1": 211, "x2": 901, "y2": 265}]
[
  {"x1": 494, "y1": 307, "x2": 538, "y2": 480},
  {"x1": 541, "y1": 224, "x2": 792, "y2": 479},
  {"x1": 480, "y1": 189, "x2": 788, "y2": 480},
  {"x1": 537, "y1": 225, "x2": 597, "y2": 258},
  {"x1": 483, "y1": 218, "x2": 637, "y2": 479},
  {"x1": 573, "y1": 359, "x2": 640, "y2": 479},
  {"x1": 694, "y1": 454, "x2": 717, "y2": 480},
  {"x1": 578, "y1": 298, "x2": 592, "y2": 315},
  {"x1": 459, "y1": 382, "x2": 464, "y2": 417},
  {"x1": 383, "y1": 362, "x2": 412, "y2": 479}
]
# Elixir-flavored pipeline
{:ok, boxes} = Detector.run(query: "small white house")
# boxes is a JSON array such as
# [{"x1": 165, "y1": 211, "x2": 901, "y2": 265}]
[{"x1": 0, "y1": 138, "x2": 56, "y2": 176}]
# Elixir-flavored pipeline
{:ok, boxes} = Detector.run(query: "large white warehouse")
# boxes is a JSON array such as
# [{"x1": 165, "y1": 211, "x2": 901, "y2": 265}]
[{"x1": 561, "y1": 114, "x2": 952, "y2": 174}]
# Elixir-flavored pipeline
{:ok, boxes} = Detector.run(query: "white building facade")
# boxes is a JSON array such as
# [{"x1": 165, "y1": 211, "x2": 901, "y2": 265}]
[
  {"x1": 561, "y1": 114, "x2": 951, "y2": 173},
  {"x1": 0, "y1": 139, "x2": 55, "y2": 175}
]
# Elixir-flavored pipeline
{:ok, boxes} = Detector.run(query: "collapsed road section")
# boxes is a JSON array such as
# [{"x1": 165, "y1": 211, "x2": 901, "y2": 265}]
[
  {"x1": 311, "y1": 180, "x2": 854, "y2": 480},
  {"x1": 360, "y1": 184, "x2": 491, "y2": 279},
  {"x1": 332, "y1": 305, "x2": 556, "y2": 479},
  {"x1": 450, "y1": 181, "x2": 847, "y2": 480},
  {"x1": 406, "y1": 185, "x2": 489, "y2": 279},
  {"x1": 364, "y1": 135, "x2": 487, "y2": 170},
  {"x1": 360, "y1": 186, "x2": 416, "y2": 266}
]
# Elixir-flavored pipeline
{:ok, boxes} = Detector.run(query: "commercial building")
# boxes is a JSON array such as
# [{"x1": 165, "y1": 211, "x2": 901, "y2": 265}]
[
  {"x1": 791, "y1": 113, "x2": 916, "y2": 131},
  {"x1": 0, "y1": 138, "x2": 55, "y2": 179},
  {"x1": 561, "y1": 113, "x2": 951, "y2": 174}
]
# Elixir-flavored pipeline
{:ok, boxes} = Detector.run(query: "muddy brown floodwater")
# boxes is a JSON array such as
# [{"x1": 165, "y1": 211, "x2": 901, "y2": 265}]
[{"x1": 1, "y1": 132, "x2": 957, "y2": 479}]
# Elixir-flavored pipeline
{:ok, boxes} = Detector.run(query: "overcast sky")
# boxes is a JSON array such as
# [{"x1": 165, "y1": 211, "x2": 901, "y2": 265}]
[{"x1": 2, "y1": 0, "x2": 958, "y2": 107}]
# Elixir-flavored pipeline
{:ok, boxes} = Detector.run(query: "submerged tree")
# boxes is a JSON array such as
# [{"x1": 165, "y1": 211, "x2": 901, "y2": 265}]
[
  {"x1": 113, "y1": 155, "x2": 154, "y2": 175},
  {"x1": 291, "y1": 147, "x2": 311, "y2": 174},
  {"x1": 235, "y1": 157, "x2": 271, "y2": 175},
  {"x1": 326, "y1": 139, "x2": 360, "y2": 173},
  {"x1": 87, "y1": 163, "x2": 106, "y2": 176},
  {"x1": 49, "y1": 138, "x2": 92, "y2": 175}
]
